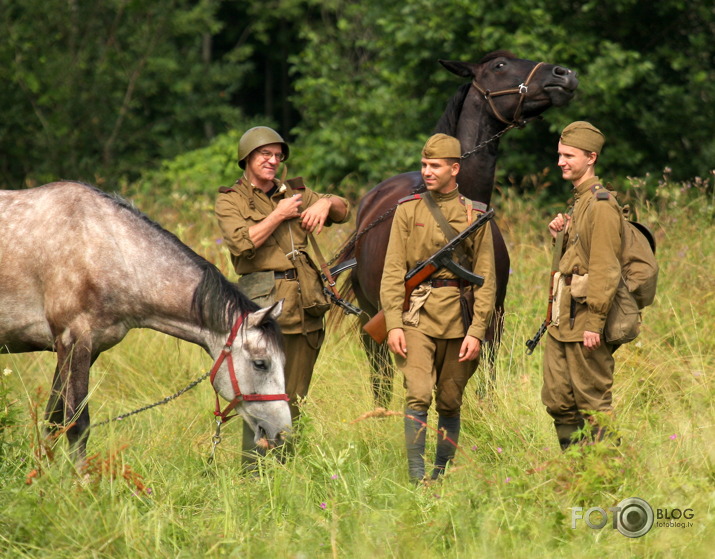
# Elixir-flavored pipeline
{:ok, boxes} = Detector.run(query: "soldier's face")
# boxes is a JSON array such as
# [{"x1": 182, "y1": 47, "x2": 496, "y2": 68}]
[
  {"x1": 557, "y1": 142, "x2": 597, "y2": 185},
  {"x1": 246, "y1": 143, "x2": 284, "y2": 185},
  {"x1": 421, "y1": 158, "x2": 460, "y2": 193}
]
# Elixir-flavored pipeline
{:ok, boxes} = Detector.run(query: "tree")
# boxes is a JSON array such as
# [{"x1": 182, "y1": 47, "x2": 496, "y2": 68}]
[
  {"x1": 0, "y1": 0, "x2": 248, "y2": 187},
  {"x1": 285, "y1": 0, "x2": 715, "y2": 192}
]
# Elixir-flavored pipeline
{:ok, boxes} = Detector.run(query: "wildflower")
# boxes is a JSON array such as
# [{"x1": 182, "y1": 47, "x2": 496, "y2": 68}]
[
  {"x1": 215, "y1": 238, "x2": 223, "y2": 244},
  {"x1": 3, "y1": 368, "x2": 11, "y2": 376},
  {"x1": 669, "y1": 434, "x2": 677, "y2": 440},
  {"x1": 319, "y1": 502, "x2": 327, "y2": 510},
  {"x1": 497, "y1": 447, "x2": 503, "y2": 453},
  {"x1": 331, "y1": 474, "x2": 338, "y2": 480},
  {"x1": 505, "y1": 477, "x2": 511, "y2": 483},
  {"x1": 471, "y1": 445, "x2": 477, "y2": 451}
]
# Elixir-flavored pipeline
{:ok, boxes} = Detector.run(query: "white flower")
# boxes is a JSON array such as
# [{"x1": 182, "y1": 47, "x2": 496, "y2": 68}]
[
  {"x1": 278, "y1": 183, "x2": 287, "y2": 193},
  {"x1": 3, "y1": 368, "x2": 12, "y2": 376}
]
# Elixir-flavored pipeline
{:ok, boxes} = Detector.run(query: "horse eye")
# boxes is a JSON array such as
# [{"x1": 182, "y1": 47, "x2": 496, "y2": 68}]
[
  {"x1": 495, "y1": 62, "x2": 506, "y2": 70},
  {"x1": 253, "y1": 359, "x2": 268, "y2": 371}
]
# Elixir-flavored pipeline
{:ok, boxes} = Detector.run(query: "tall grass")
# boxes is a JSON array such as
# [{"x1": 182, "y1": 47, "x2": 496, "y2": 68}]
[{"x1": 1, "y1": 177, "x2": 713, "y2": 558}]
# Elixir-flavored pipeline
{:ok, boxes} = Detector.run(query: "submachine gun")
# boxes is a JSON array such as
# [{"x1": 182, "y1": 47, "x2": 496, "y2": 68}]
[{"x1": 362, "y1": 208, "x2": 495, "y2": 343}]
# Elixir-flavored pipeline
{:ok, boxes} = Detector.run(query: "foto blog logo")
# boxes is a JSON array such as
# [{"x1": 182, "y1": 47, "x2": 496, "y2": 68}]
[{"x1": 571, "y1": 497, "x2": 654, "y2": 538}]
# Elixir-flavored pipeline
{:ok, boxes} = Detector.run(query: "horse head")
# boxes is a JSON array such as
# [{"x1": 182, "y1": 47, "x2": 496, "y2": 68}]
[
  {"x1": 210, "y1": 300, "x2": 292, "y2": 449},
  {"x1": 439, "y1": 50, "x2": 578, "y2": 127},
  {"x1": 436, "y1": 50, "x2": 579, "y2": 203}
]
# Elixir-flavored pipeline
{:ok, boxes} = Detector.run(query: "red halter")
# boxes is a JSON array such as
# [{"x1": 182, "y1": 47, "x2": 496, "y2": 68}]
[{"x1": 208, "y1": 312, "x2": 289, "y2": 424}]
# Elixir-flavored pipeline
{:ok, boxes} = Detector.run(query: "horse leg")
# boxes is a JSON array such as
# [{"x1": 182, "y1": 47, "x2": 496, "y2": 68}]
[
  {"x1": 353, "y1": 280, "x2": 395, "y2": 409},
  {"x1": 46, "y1": 331, "x2": 93, "y2": 464}
]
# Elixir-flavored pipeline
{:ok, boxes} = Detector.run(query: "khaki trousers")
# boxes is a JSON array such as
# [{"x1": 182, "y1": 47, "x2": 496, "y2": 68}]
[
  {"x1": 395, "y1": 329, "x2": 478, "y2": 415},
  {"x1": 542, "y1": 332, "x2": 615, "y2": 427}
]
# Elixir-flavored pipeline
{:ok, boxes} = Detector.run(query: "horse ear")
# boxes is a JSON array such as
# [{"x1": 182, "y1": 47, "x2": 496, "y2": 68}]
[
  {"x1": 246, "y1": 299, "x2": 284, "y2": 328},
  {"x1": 439, "y1": 59, "x2": 477, "y2": 79}
]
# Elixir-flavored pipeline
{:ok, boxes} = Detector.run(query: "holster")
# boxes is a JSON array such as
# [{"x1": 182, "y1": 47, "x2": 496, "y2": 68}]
[{"x1": 459, "y1": 287, "x2": 475, "y2": 335}]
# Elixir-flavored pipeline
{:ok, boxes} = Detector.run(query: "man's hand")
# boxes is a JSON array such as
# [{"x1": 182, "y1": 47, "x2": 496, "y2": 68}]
[
  {"x1": 548, "y1": 212, "x2": 571, "y2": 240},
  {"x1": 387, "y1": 328, "x2": 407, "y2": 358},
  {"x1": 459, "y1": 335, "x2": 481, "y2": 362},
  {"x1": 584, "y1": 330, "x2": 601, "y2": 350},
  {"x1": 275, "y1": 193, "x2": 303, "y2": 221},
  {"x1": 300, "y1": 197, "x2": 332, "y2": 234}
]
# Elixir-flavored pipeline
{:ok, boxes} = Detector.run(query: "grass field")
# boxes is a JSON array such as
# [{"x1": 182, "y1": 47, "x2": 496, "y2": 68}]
[{"x1": 1, "y1": 177, "x2": 713, "y2": 558}]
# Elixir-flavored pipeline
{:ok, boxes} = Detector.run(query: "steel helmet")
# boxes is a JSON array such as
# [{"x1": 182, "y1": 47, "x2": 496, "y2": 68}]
[{"x1": 237, "y1": 126, "x2": 289, "y2": 169}]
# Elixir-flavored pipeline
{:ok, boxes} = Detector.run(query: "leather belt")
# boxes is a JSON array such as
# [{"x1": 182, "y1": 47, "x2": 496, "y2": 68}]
[
  {"x1": 428, "y1": 279, "x2": 467, "y2": 288},
  {"x1": 274, "y1": 269, "x2": 298, "y2": 280}
]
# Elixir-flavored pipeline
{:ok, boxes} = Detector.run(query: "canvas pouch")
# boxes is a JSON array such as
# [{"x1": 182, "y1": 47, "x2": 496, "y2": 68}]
[
  {"x1": 237, "y1": 271, "x2": 275, "y2": 307},
  {"x1": 604, "y1": 279, "x2": 642, "y2": 344},
  {"x1": 294, "y1": 254, "x2": 331, "y2": 317}
]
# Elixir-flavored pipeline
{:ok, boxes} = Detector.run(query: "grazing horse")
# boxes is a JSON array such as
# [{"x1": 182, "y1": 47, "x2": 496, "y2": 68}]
[
  {"x1": 334, "y1": 51, "x2": 579, "y2": 406},
  {"x1": 0, "y1": 181, "x2": 291, "y2": 462}
]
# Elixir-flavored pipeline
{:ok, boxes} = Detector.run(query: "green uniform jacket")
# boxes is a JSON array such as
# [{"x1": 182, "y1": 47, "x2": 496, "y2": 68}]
[
  {"x1": 380, "y1": 189, "x2": 496, "y2": 340},
  {"x1": 548, "y1": 176, "x2": 623, "y2": 341},
  {"x1": 215, "y1": 176, "x2": 351, "y2": 334}
]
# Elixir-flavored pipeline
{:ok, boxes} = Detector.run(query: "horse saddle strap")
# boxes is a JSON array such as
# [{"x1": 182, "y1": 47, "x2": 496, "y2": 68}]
[{"x1": 422, "y1": 191, "x2": 469, "y2": 265}]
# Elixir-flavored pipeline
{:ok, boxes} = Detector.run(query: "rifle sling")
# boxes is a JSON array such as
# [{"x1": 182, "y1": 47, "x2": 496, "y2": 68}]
[{"x1": 422, "y1": 191, "x2": 470, "y2": 268}]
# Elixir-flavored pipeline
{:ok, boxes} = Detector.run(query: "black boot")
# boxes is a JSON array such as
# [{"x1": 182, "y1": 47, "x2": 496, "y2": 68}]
[
  {"x1": 555, "y1": 419, "x2": 585, "y2": 451},
  {"x1": 432, "y1": 414, "x2": 460, "y2": 480},
  {"x1": 404, "y1": 408, "x2": 428, "y2": 483}
]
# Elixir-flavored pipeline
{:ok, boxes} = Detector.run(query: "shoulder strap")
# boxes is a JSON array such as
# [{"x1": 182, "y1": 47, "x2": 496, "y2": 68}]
[
  {"x1": 398, "y1": 193, "x2": 422, "y2": 204},
  {"x1": 422, "y1": 191, "x2": 468, "y2": 263}
]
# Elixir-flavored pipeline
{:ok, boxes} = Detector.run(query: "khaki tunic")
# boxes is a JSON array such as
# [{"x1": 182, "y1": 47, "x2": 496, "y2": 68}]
[
  {"x1": 548, "y1": 176, "x2": 623, "y2": 340},
  {"x1": 215, "y1": 176, "x2": 350, "y2": 335},
  {"x1": 380, "y1": 189, "x2": 496, "y2": 340}
]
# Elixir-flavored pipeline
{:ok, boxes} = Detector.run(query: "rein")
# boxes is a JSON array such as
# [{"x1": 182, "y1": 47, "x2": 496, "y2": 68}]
[
  {"x1": 208, "y1": 312, "x2": 289, "y2": 425},
  {"x1": 90, "y1": 312, "x2": 289, "y2": 429},
  {"x1": 471, "y1": 62, "x2": 544, "y2": 127}
]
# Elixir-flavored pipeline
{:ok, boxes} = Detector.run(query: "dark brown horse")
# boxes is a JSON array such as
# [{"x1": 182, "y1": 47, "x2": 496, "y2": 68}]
[
  {"x1": 333, "y1": 51, "x2": 579, "y2": 406},
  {"x1": 0, "y1": 181, "x2": 291, "y2": 463}
]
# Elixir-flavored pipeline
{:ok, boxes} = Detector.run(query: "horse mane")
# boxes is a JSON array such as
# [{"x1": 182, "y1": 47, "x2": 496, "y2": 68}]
[
  {"x1": 87, "y1": 183, "x2": 280, "y2": 343},
  {"x1": 433, "y1": 83, "x2": 471, "y2": 136}
]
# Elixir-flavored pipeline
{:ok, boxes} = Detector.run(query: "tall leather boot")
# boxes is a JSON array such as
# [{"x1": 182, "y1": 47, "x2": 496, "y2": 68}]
[
  {"x1": 555, "y1": 419, "x2": 585, "y2": 451},
  {"x1": 431, "y1": 414, "x2": 460, "y2": 480},
  {"x1": 404, "y1": 408, "x2": 428, "y2": 483}
]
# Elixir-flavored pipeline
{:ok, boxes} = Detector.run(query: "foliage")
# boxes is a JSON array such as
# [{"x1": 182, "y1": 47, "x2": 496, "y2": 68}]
[
  {"x1": 0, "y1": 0, "x2": 248, "y2": 187},
  {"x1": 1, "y1": 0, "x2": 714, "y2": 200},
  {"x1": 1, "y1": 177, "x2": 713, "y2": 557},
  {"x1": 287, "y1": 0, "x2": 715, "y2": 190}
]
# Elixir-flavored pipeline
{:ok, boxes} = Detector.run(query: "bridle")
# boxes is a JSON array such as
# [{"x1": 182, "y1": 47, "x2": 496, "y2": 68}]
[
  {"x1": 208, "y1": 312, "x2": 289, "y2": 424},
  {"x1": 471, "y1": 62, "x2": 544, "y2": 127}
]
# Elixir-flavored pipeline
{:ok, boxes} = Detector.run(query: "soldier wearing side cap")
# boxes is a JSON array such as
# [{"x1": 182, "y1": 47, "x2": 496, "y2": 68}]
[
  {"x1": 542, "y1": 121, "x2": 623, "y2": 450},
  {"x1": 381, "y1": 133, "x2": 496, "y2": 483},
  {"x1": 215, "y1": 126, "x2": 350, "y2": 468}
]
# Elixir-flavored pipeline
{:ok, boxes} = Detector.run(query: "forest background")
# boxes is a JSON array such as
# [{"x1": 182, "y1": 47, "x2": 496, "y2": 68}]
[{"x1": 1, "y1": 0, "x2": 714, "y2": 197}]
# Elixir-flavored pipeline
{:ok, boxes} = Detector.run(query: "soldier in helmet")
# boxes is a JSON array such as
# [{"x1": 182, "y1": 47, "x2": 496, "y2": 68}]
[
  {"x1": 381, "y1": 133, "x2": 496, "y2": 483},
  {"x1": 215, "y1": 126, "x2": 350, "y2": 467}
]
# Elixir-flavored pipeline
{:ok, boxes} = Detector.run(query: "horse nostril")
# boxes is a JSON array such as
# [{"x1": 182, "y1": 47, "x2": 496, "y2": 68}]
[{"x1": 553, "y1": 66, "x2": 568, "y2": 76}]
